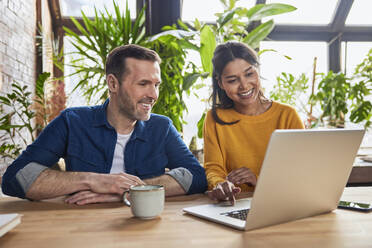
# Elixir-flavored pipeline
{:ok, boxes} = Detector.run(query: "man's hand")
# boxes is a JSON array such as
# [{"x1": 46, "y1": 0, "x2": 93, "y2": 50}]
[
  {"x1": 207, "y1": 181, "x2": 241, "y2": 205},
  {"x1": 65, "y1": 190, "x2": 122, "y2": 205},
  {"x1": 227, "y1": 167, "x2": 257, "y2": 186},
  {"x1": 88, "y1": 172, "x2": 145, "y2": 195}
]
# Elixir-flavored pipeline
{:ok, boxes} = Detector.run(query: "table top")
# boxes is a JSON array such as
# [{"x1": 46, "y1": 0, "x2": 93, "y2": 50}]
[{"x1": 0, "y1": 187, "x2": 372, "y2": 248}]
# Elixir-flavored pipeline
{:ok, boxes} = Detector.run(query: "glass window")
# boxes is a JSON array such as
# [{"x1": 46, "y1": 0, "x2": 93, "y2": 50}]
[
  {"x1": 181, "y1": 0, "x2": 254, "y2": 22},
  {"x1": 259, "y1": 41, "x2": 327, "y2": 120},
  {"x1": 63, "y1": 36, "x2": 102, "y2": 107},
  {"x1": 341, "y1": 42, "x2": 372, "y2": 76},
  {"x1": 264, "y1": 0, "x2": 338, "y2": 25},
  {"x1": 260, "y1": 41, "x2": 328, "y2": 93},
  {"x1": 345, "y1": 0, "x2": 372, "y2": 25},
  {"x1": 60, "y1": 0, "x2": 137, "y2": 18}
]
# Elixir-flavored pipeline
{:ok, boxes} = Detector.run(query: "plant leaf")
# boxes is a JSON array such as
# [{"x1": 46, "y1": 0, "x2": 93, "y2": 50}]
[
  {"x1": 243, "y1": 20, "x2": 275, "y2": 49},
  {"x1": 200, "y1": 25, "x2": 216, "y2": 76},
  {"x1": 247, "y1": 3, "x2": 296, "y2": 22}
]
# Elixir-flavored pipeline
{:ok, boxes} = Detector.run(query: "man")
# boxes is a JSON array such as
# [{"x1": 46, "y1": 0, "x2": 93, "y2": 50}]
[{"x1": 1, "y1": 44, "x2": 207, "y2": 205}]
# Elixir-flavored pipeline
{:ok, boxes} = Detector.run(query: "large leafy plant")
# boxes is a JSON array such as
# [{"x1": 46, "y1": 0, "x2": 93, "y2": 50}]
[
  {"x1": 149, "y1": 37, "x2": 200, "y2": 131},
  {"x1": 310, "y1": 69, "x2": 371, "y2": 129},
  {"x1": 0, "y1": 73, "x2": 50, "y2": 160},
  {"x1": 350, "y1": 48, "x2": 372, "y2": 128},
  {"x1": 63, "y1": 1, "x2": 147, "y2": 102}
]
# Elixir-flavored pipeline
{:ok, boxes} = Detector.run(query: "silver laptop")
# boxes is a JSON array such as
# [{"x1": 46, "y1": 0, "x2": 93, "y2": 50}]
[{"x1": 183, "y1": 129, "x2": 365, "y2": 231}]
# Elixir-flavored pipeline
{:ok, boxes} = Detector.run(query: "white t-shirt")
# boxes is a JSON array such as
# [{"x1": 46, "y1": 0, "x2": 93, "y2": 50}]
[{"x1": 110, "y1": 132, "x2": 133, "y2": 174}]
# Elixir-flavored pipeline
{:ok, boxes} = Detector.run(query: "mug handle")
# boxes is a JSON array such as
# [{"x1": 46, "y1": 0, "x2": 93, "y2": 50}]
[{"x1": 123, "y1": 190, "x2": 131, "y2": 207}]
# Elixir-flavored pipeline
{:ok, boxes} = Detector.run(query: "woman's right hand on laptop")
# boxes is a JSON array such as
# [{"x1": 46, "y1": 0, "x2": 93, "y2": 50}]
[{"x1": 207, "y1": 181, "x2": 241, "y2": 205}]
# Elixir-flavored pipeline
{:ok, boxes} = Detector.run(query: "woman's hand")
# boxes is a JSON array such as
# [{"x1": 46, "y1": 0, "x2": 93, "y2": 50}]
[
  {"x1": 227, "y1": 167, "x2": 257, "y2": 186},
  {"x1": 207, "y1": 181, "x2": 241, "y2": 205}
]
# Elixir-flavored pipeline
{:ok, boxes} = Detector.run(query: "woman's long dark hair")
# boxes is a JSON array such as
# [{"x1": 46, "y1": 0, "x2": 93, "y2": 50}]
[{"x1": 211, "y1": 42, "x2": 266, "y2": 125}]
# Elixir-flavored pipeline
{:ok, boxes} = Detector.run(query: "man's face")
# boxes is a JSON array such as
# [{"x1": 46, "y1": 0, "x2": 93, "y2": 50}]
[{"x1": 116, "y1": 58, "x2": 161, "y2": 121}]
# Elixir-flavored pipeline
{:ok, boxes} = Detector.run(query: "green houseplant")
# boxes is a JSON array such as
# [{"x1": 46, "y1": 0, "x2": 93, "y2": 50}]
[
  {"x1": 63, "y1": 1, "x2": 147, "y2": 102},
  {"x1": 310, "y1": 47, "x2": 372, "y2": 129},
  {"x1": 0, "y1": 72, "x2": 51, "y2": 159},
  {"x1": 349, "y1": 48, "x2": 372, "y2": 128},
  {"x1": 311, "y1": 71, "x2": 350, "y2": 128}
]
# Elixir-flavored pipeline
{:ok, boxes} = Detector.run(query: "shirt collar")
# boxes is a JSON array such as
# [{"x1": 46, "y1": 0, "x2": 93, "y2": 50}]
[
  {"x1": 92, "y1": 99, "x2": 112, "y2": 128},
  {"x1": 93, "y1": 98, "x2": 148, "y2": 142},
  {"x1": 130, "y1": 120, "x2": 147, "y2": 142}
]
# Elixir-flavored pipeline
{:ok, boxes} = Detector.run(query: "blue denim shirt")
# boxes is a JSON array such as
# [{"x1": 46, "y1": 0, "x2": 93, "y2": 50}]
[{"x1": 2, "y1": 100, "x2": 207, "y2": 198}]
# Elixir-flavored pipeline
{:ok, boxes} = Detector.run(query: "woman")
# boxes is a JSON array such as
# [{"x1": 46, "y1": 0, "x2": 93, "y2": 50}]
[{"x1": 204, "y1": 42, "x2": 304, "y2": 204}]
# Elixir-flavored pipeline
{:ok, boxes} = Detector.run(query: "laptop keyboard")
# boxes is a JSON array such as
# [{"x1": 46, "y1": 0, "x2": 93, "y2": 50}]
[{"x1": 220, "y1": 209, "x2": 250, "y2": 221}]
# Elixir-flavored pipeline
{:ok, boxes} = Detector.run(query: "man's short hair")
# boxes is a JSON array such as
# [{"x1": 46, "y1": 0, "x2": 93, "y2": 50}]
[{"x1": 105, "y1": 44, "x2": 161, "y2": 82}]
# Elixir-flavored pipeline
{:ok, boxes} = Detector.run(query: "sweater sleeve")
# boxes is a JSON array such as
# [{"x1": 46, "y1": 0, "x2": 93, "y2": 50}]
[{"x1": 203, "y1": 111, "x2": 228, "y2": 190}]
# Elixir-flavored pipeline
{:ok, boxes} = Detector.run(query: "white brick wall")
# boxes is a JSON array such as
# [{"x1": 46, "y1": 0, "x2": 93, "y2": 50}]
[{"x1": 0, "y1": 0, "x2": 36, "y2": 175}]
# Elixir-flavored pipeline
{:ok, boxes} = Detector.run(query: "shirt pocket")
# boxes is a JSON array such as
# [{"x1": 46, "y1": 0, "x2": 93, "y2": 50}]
[
  {"x1": 135, "y1": 152, "x2": 168, "y2": 178},
  {"x1": 66, "y1": 142, "x2": 106, "y2": 171}
]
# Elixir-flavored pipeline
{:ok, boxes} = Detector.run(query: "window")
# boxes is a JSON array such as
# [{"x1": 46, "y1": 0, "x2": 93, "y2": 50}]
[
  {"x1": 60, "y1": 0, "x2": 136, "y2": 17},
  {"x1": 341, "y1": 42, "x2": 372, "y2": 76},
  {"x1": 345, "y1": 0, "x2": 372, "y2": 25},
  {"x1": 264, "y1": 0, "x2": 338, "y2": 25},
  {"x1": 182, "y1": 0, "x2": 254, "y2": 22},
  {"x1": 260, "y1": 41, "x2": 327, "y2": 93}
]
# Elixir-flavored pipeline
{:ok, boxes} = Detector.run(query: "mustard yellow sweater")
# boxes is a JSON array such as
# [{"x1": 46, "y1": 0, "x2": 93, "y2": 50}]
[{"x1": 203, "y1": 102, "x2": 305, "y2": 191}]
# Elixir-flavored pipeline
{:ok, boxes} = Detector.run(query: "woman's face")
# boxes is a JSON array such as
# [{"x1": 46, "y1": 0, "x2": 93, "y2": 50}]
[{"x1": 219, "y1": 58, "x2": 261, "y2": 112}]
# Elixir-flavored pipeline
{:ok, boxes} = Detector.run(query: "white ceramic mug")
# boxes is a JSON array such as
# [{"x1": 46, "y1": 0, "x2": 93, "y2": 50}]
[{"x1": 123, "y1": 185, "x2": 165, "y2": 219}]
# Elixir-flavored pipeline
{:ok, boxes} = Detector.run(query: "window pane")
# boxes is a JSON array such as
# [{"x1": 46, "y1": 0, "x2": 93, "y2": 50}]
[
  {"x1": 264, "y1": 0, "x2": 338, "y2": 25},
  {"x1": 345, "y1": 0, "x2": 372, "y2": 25},
  {"x1": 182, "y1": 0, "x2": 224, "y2": 22},
  {"x1": 260, "y1": 41, "x2": 327, "y2": 120},
  {"x1": 60, "y1": 0, "x2": 137, "y2": 18},
  {"x1": 64, "y1": 36, "x2": 102, "y2": 107},
  {"x1": 341, "y1": 42, "x2": 372, "y2": 76},
  {"x1": 181, "y1": 0, "x2": 254, "y2": 22},
  {"x1": 260, "y1": 41, "x2": 327, "y2": 92}
]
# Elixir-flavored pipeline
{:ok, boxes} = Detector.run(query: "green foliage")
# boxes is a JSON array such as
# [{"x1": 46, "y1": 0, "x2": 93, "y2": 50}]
[
  {"x1": 310, "y1": 65, "x2": 371, "y2": 129},
  {"x1": 349, "y1": 48, "x2": 372, "y2": 128},
  {"x1": 0, "y1": 73, "x2": 50, "y2": 159},
  {"x1": 270, "y1": 49, "x2": 372, "y2": 129},
  {"x1": 197, "y1": 112, "x2": 206, "y2": 139},
  {"x1": 270, "y1": 72, "x2": 309, "y2": 107},
  {"x1": 148, "y1": 35, "x2": 199, "y2": 131},
  {"x1": 311, "y1": 71, "x2": 349, "y2": 128},
  {"x1": 63, "y1": 1, "x2": 147, "y2": 103}
]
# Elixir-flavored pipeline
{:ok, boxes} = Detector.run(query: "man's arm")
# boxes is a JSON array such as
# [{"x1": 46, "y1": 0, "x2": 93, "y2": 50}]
[
  {"x1": 163, "y1": 122, "x2": 208, "y2": 194},
  {"x1": 144, "y1": 174, "x2": 186, "y2": 197},
  {"x1": 25, "y1": 168, "x2": 144, "y2": 200}
]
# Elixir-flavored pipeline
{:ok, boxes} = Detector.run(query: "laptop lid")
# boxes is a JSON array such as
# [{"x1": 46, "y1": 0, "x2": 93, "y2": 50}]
[
  {"x1": 244, "y1": 128, "x2": 365, "y2": 230},
  {"x1": 183, "y1": 129, "x2": 365, "y2": 231}
]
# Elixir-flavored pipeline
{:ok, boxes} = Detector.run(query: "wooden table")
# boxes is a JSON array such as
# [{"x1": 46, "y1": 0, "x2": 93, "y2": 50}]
[{"x1": 0, "y1": 187, "x2": 372, "y2": 248}]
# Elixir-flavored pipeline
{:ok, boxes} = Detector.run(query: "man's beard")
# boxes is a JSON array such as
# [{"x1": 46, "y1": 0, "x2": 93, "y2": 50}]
[{"x1": 118, "y1": 88, "x2": 153, "y2": 121}]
